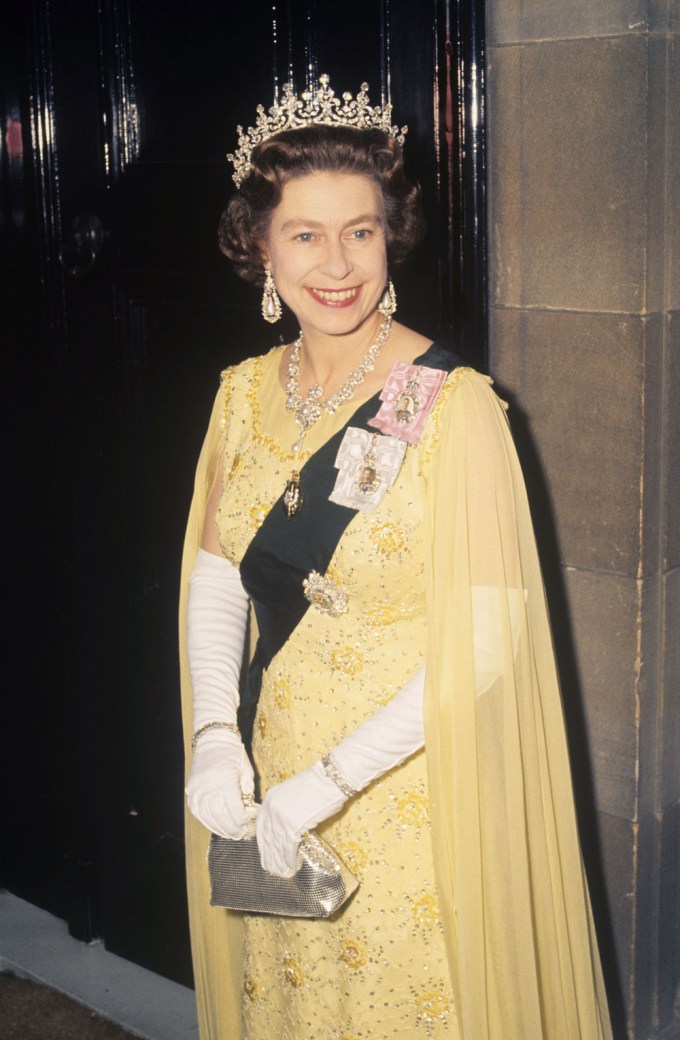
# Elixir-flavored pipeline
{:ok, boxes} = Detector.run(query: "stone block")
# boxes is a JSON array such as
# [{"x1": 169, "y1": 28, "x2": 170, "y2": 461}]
[
  {"x1": 595, "y1": 811, "x2": 636, "y2": 1035},
  {"x1": 638, "y1": 575, "x2": 663, "y2": 818},
  {"x1": 488, "y1": 308, "x2": 523, "y2": 402},
  {"x1": 641, "y1": 315, "x2": 664, "y2": 577},
  {"x1": 654, "y1": 0, "x2": 679, "y2": 29},
  {"x1": 625, "y1": 806, "x2": 680, "y2": 1038},
  {"x1": 488, "y1": 37, "x2": 649, "y2": 313},
  {"x1": 658, "y1": 803, "x2": 680, "y2": 1028},
  {"x1": 486, "y1": 46, "x2": 522, "y2": 311},
  {"x1": 661, "y1": 568, "x2": 680, "y2": 806},
  {"x1": 645, "y1": 34, "x2": 671, "y2": 315},
  {"x1": 669, "y1": 313, "x2": 680, "y2": 569},
  {"x1": 671, "y1": 36, "x2": 680, "y2": 310},
  {"x1": 562, "y1": 569, "x2": 639, "y2": 820},
  {"x1": 595, "y1": 808, "x2": 680, "y2": 1039},
  {"x1": 488, "y1": 0, "x2": 658, "y2": 44},
  {"x1": 490, "y1": 308, "x2": 646, "y2": 575},
  {"x1": 633, "y1": 811, "x2": 662, "y2": 1036}
]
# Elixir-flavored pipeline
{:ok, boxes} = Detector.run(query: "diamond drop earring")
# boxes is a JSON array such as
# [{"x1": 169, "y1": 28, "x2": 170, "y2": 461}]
[
  {"x1": 378, "y1": 279, "x2": 397, "y2": 318},
  {"x1": 262, "y1": 269, "x2": 282, "y2": 324}
]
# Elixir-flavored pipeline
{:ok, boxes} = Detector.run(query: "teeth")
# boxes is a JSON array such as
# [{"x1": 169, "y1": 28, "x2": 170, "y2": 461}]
[{"x1": 311, "y1": 288, "x2": 358, "y2": 302}]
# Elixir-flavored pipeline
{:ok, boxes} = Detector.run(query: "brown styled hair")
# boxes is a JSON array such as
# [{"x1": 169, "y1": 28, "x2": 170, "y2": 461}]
[{"x1": 218, "y1": 124, "x2": 425, "y2": 284}]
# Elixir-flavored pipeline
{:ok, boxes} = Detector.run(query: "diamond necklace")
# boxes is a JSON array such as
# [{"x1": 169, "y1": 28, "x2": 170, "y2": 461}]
[
  {"x1": 281, "y1": 315, "x2": 392, "y2": 518},
  {"x1": 285, "y1": 315, "x2": 392, "y2": 451}
]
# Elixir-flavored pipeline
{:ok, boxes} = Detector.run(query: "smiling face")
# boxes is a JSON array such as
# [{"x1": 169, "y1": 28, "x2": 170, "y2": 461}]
[{"x1": 261, "y1": 171, "x2": 388, "y2": 340}]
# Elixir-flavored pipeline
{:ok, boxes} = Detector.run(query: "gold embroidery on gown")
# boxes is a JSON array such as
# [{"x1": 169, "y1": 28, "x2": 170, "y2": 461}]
[{"x1": 215, "y1": 349, "x2": 458, "y2": 1038}]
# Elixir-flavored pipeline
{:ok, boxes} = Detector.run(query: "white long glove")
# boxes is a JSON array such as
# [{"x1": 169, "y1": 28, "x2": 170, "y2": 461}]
[
  {"x1": 256, "y1": 585, "x2": 527, "y2": 876},
  {"x1": 256, "y1": 667, "x2": 425, "y2": 876},
  {"x1": 185, "y1": 548, "x2": 255, "y2": 839}
]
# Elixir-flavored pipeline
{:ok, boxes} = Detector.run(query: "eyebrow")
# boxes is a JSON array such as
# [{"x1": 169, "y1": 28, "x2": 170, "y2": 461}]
[{"x1": 278, "y1": 213, "x2": 384, "y2": 233}]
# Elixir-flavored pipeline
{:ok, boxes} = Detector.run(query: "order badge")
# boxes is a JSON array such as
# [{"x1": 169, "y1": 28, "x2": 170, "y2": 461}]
[{"x1": 329, "y1": 427, "x2": 407, "y2": 512}]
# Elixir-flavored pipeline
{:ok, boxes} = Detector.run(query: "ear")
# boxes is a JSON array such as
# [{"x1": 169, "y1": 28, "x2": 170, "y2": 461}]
[{"x1": 258, "y1": 241, "x2": 270, "y2": 270}]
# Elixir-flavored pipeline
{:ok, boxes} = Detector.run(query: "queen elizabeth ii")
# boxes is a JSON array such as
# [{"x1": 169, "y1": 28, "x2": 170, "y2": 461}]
[{"x1": 179, "y1": 76, "x2": 612, "y2": 1040}]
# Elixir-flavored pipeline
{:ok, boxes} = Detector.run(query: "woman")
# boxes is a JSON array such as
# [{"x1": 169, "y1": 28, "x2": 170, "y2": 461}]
[{"x1": 179, "y1": 77, "x2": 612, "y2": 1039}]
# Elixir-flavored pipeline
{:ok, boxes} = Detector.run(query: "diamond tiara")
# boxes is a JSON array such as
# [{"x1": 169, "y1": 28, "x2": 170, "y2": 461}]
[{"x1": 227, "y1": 74, "x2": 408, "y2": 187}]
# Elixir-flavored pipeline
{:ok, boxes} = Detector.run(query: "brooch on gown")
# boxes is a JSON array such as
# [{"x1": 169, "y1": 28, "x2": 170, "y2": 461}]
[
  {"x1": 329, "y1": 428, "x2": 407, "y2": 512},
  {"x1": 302, "y1": 571, "x2": 349, "y2": 617},
  {"x1": 368, "y1": 362, "x2": 447, "y2": 445}
]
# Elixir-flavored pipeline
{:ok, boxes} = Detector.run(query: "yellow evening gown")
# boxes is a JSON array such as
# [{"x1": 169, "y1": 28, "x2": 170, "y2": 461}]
[{"x1": 179, "y1": 344, "x2": 612, "y2": 1040}]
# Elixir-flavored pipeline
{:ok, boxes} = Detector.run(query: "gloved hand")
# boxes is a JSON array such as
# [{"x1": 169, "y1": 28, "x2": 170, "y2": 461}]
[
  {"x1": 185, "y1": 548, "x2": 255, "y2": 839},
  {"x1": 256, "y1": 762, "x2": 347, "y2": 876},
  {"x1": 256, "y1": 667, "x2": 426, "y2": 877},
  {"x1": 186, "y1": 729, "x2": 255, "y2": 838}
]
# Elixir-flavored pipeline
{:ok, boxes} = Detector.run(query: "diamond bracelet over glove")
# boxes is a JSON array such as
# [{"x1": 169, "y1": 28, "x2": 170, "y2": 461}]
[
  {"x1": 191, "y1": 720, "x2": 240, "y2": 752},
  {"x1": 321, "y1": 753, "x2": 358, "y2": 798}
]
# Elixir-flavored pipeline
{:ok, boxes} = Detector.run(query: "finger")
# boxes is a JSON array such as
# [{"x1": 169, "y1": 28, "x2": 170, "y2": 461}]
[
  {"x1": 278, "y1": 837, "x2": 300, "y2": 876},
  {"x1": 239, "y1": 758, "x2": 256, "y2": 795},
  {"x1": 260, "y1": 836, "x2": 297, "y2": 878},
  {"x1": 204, "y1": 791, "x2": 249, "y2": 839},
  {"x1": 254, "y1": 802, "x2": 271, "y2": 855},
  {"x1": 268, "y1": 862, "x2": 296, "y2": 879},
  {"x1": 256, "y1": 807, "x2": 300, "y2": 876},
  {"x1": 255, "y1": 806, "x2": 282, "y2": 874}
]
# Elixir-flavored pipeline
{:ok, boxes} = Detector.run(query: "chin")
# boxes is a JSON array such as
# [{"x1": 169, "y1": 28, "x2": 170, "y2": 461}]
[{"x1": 303, "y1": 304, "x2": 380, "y2": 335}]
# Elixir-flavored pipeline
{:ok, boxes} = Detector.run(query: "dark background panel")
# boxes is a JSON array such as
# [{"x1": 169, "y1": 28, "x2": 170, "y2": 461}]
[{"x1": 0, "y1": 0, "x2": 486, "y2": 987}]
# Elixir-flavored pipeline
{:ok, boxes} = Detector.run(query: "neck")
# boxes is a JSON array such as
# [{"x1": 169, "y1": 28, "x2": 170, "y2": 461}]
[{"x1": 297, "y1": 311, "x2": 385, "y2": 388}]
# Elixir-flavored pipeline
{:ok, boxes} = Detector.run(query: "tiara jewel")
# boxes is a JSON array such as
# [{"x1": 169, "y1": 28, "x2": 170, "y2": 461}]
[{"x1": 227, "y1": 74, "x2": 408, "y2": 187}]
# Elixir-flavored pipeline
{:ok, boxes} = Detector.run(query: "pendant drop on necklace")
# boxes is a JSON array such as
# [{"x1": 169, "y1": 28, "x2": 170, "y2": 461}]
[
  {"x1": 282, "y1": 316, "x2": 392, "y2": 519},
  {"x1": 283, "y1": 471, "x2": 304, "y2": 518}
]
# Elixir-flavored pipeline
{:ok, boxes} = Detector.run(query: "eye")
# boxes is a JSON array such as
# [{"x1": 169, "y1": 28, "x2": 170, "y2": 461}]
[
  {"x1": 350, "y1": 228, "x2": 371, "y2": 240},
  {"x1": 294, "y1": 231, "x2": 315, "y2": 243}
]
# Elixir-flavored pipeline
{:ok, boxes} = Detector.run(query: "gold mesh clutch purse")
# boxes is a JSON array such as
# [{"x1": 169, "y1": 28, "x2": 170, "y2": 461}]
[{"x1": 207, "y1": 826, "x2": 359, "y2": 918}]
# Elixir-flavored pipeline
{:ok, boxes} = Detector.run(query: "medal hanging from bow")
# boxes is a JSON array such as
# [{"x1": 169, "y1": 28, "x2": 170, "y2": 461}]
[
  {"x1": 368, "y1": 362, "x2": 447, "y2": 445},
  {"x1": 329, "y1": 427, "x2": 406, "y2": 512}
]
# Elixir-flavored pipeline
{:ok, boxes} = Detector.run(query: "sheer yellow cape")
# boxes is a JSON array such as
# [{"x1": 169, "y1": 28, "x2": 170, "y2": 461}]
[{"x1": 178, "y1": 368, "x2": 612, "y2": 1040}]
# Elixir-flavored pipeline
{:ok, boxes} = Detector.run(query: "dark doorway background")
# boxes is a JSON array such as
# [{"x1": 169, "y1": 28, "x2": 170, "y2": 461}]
[{"x1": 1, "y1": 0, "x2": 486, "y2": 987}]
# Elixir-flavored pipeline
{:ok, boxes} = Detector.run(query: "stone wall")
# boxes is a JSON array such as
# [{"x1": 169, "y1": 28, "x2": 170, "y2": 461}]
[{"x1": 486, "y1": 2, "x2": 680, "y2": 1037}]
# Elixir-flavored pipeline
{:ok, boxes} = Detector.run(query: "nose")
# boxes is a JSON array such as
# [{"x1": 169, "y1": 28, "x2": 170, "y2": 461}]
[{"x1": 318, "y1": 237, "x2": 353, "y2": 281}]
